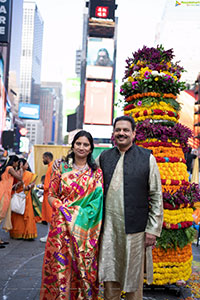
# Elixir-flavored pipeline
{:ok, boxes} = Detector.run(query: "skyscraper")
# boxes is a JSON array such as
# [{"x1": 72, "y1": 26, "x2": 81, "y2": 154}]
[{"x1": 19, "y1": 1, "x2": 44, "y2": 104}]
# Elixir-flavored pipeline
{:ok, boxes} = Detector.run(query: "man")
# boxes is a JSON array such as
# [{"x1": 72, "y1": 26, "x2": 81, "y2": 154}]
[
  {"x1": 95, "y1": 48, "x2": 113, "y2": 67},
  {"x1": 98, "y1": 115, "x2": 163, "y2": 300},
  {"x1": 40, "y1": 152, "x2": 53, "y2": 243},
  {"x1": 185, "y1": 147, "x2": 197, "y2": 181}
]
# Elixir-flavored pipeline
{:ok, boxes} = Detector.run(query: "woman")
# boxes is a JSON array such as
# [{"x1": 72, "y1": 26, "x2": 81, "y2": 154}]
[
  {"x1": 40, "y1": 130, "x2": 104, "y2": 300},
  {"x1": 9, "y1": 159, "x2": 38, "y2": 240},
  {"x1": 0, "y1": 155, "x2": 23, "y2": 248}
]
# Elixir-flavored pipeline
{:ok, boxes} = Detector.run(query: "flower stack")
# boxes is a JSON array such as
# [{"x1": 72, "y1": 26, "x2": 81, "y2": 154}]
[{"x1": 120, "y1": 45, "x2": 199, "y2": 286}]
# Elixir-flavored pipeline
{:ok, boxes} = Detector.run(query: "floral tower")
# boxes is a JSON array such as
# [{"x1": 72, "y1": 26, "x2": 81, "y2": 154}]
[{"x1": 120, "y1": 45, "x2": 199, "y2": 286}]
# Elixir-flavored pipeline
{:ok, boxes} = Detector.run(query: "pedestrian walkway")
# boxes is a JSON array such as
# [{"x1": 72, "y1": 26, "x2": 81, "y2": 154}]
[{"x1": 0, "y1": 223, "x2": 200, "y2": 300}]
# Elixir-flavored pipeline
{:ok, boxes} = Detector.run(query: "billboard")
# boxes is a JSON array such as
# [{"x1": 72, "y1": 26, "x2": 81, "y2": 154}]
[
  {"x1": 86, "y1": 37, "x2": 114, "y2": 80},
  {"x1": 0, "y1": 0, "x2": 12, "y2": 43},
  {"x1": 18, "y1": 103, "x2": 40, "y2": 120},
  {"x1": 84, "y1": 81, "x2": 113, "y2": 125},
  {"x1": 89, "y1": 0, "x2": 116, "y2": 20}
]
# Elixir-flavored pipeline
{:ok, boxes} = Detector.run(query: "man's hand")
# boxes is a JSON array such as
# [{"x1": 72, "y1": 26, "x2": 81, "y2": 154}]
[{"x1": 145, "y1": 232, "x2": 156, "y2": 248}]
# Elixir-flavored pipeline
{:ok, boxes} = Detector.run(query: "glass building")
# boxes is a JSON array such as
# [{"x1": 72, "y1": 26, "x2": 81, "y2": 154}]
[{"x1": 19, "y1": 1, "x2": 44, "y2": 104}]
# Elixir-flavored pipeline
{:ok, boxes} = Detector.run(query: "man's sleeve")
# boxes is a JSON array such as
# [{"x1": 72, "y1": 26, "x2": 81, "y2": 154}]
[{"x1": 145, "y1": 154, "x2": 163, "y2": 237}]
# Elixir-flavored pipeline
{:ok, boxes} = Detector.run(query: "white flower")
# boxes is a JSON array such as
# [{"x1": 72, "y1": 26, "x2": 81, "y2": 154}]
[{"x1": 151, "y1": 70, "x2": 159, "y2": 76}]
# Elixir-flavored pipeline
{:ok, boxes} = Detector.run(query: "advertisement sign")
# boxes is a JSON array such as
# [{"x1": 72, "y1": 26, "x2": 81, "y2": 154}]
[
  {"x1": 84, "y1": 81, "x2": 113, "y2": 125},
  {"x1": 65, "y1": 78, "x2": 80, "y2": 115},
  {"x1": 0, "y1": 0, "x2": 11, "y2": 43},
  {"x1": 20, "y1": 136, "x2": 29, "y2": 153},
  {"x1": 89, "y1": 0, "x2": 116, "y2": 20},
  {"x1": 86, "y1": 37, "x2": 114, "y2": 80},
  {"x1": 18, "y1": 103, "x2": 40, "y2": 120}
]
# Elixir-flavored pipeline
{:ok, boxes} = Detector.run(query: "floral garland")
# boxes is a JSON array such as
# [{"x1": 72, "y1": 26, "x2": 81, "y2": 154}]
[
  {"x1": 120, "y1": 45, "x2": 186, "y2": 98},
  {"x1": 125, "y1": 106, "x2": 179, "y2": 123},
  {"x1": 157, "y1": 162, "x2": 188, "y2": 181},
  {"x1": 156, "y1": 227, "x2": 196, "y2": 250},
  {"x1": 135, "y1": 120, "x2": 192, "y2": 152},
  {"x1": 163, "y1": 207, "x2": 194, "y2": 224},
  {"x1": 120, "y1": 45, "x2": 198, "y2": 286},
  {"x1": 153, "y1": 244, "x2": 192, "y2": 263},
  {"x1": 163, "y1": 183, "x2": 200, "y2": 207},
  {"x1": 152, "y1": 256, "x2": 192, "y2": 285}
]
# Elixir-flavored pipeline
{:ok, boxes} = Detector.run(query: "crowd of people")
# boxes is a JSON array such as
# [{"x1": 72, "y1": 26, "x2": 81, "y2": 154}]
[{"x1": 0, "y1": 115, "x2": 164, "y2": 300}]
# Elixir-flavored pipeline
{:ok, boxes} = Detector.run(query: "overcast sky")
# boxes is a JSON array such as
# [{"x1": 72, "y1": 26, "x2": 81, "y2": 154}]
[
  {"x1": 35, "y1": 0, "x2": 167, "y2": 82},
  {"x1": 35, "y1": 0, "x2": 200, "y2": 89}
]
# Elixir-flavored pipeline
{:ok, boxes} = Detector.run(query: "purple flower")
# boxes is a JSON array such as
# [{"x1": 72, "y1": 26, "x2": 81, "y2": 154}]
[{"x1": 144, "y1": 71, "x2": 151, "y2": 79}]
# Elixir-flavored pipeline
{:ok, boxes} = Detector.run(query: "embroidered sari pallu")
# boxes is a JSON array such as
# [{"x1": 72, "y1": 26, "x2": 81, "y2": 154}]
[{"x1": 40, "y1": 163, "x2": 103, "y2": 300}]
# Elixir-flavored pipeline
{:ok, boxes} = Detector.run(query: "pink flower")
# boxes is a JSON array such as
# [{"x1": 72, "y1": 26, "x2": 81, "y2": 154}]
[{"x1": 137, "y1": 100, "x2": 142, "y2": 106}]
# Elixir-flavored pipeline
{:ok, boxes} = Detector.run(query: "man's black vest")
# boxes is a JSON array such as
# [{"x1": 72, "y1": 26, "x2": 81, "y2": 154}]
[{"x1": 99, "y1": 143, "x2": 151, "y2": 234}]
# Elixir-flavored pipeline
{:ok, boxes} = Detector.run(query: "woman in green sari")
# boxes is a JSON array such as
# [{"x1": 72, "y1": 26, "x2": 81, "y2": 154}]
[{"x1": 40, "y1": 130, "x2": 104, "y2": 300}]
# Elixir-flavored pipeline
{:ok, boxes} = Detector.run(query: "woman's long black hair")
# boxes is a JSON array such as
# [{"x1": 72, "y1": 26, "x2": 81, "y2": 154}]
[
  {"x1": 18, "y1": 158, "x2": 32, "y2": 172},
  {"x1": 0, "y1": 155, "x2": 19, "y2": 180},
  {"x1": 65, "y1": 130, "x2": 97, "y2": 171}
]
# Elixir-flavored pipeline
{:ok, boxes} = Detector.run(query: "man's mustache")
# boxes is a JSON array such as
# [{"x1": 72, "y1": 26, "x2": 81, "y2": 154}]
[{"x1": 116, "y1": 135, "x2": 127, "y2": 139}]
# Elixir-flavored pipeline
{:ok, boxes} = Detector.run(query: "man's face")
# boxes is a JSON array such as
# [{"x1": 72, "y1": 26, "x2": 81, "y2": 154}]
[
  {"x1": 97, "y1": 51, "x2": 109, "y2": 66},
  {"x1": 113, "y1": 120, "x2": 135, "y2": 151},
  {"x1": 43, "y1": 155, "x2": 48, "y2": 165}
]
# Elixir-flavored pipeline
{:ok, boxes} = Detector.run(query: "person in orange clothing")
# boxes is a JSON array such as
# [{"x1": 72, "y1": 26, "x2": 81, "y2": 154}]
[
  {"x1": 9, "y1": 158, "x2": 38, "y2": 240},
  {"x1": 0, "y1": 155, "x2": 23, "y2": 248},
  {"x1": 40, "y1": 152, "x2": 53, "y2": 242}
]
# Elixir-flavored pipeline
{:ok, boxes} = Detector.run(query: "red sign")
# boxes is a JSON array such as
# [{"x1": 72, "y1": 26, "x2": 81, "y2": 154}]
[
  {"x1": 95, "y1": 6, "x2": 109, "y2": 18},
  {"x1": 19, "y1": 127, "x2": 28, "y2": 136}
]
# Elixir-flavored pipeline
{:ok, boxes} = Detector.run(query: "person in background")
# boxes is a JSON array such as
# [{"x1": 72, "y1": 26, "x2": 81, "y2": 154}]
[
  {"x1": 95, "y1": 48, "x2": 113, "y2": 67},
  {"x1": 0, "y1": 155, "x2": 23, "y2": 248},
  {"x1": 40, "y1": 152, "x2": 53, "y2": 242},
  {"x1": 9, "y1": 159, "x2": 37, "y2": 240},
  {"x1": 185, "y1": 147, "x2": 197, "y2": 181},
  {"x1": 40, "y1": 130, "x2": 103, "y2": 300},
  {"x1": 31, "y1": 175, "x2": 45, "y2": 223},
  {"x1": 98, "y1": 115, "x2": 163, "y2": 300}
]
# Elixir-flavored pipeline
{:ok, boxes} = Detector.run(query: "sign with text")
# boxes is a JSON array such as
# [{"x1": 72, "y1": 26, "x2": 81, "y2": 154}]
[
  {"x1": 18, "y1": 103, "x2": 40, "y2": 120},
  {"x1": 0, "y1": 0, "x2": 11, "y2": 44},
  {"x1": 89, "y1": 0, "x2": 116, "y2": 20}
]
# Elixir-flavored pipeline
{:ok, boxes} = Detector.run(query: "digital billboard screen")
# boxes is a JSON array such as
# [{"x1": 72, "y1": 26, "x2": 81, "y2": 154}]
[
  {"x1": 18, "y1": 103, "x2": 40, "y2": 120},
  {"x1": 86, "y1": 37, "x2": 114, "y2": 80},
  {"x1": 84, "y1": 81, "x2": 113, "y2": 125}
]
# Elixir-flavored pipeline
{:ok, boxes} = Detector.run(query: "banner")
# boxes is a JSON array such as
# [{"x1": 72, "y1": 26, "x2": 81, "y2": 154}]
[{"x1": 0, "y1": 0, "x2": 12, "y2": 43}]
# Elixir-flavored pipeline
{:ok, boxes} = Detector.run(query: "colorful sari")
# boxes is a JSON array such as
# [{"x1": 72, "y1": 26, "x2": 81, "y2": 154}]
[
  {"x1": 9, "y1": 171, "x2": 38, "y2": 239},
  {"x1": 31, "y1": 189, "x2": 42, "y2": 222},
  {"x1": 40, "y1": 162, "x2": 104, "y2": 300},
  {"x1": 0, "y1": 166, "x2": 14, "y2": 227}
]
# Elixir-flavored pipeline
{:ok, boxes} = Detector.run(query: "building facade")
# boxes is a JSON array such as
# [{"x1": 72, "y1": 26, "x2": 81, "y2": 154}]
[
  {"x1": 40, "y1": 82, "x2": 63, "y2": 145},
  {"x1": 23, "y1": 119, "x2": 44, "y2": 145},
  {"x1": 19, "y1": 1, "x2": 44, "y2": 104}
]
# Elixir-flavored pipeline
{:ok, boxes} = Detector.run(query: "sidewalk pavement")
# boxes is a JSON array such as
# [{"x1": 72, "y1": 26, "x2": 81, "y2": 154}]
[{"x1": 0, "y1": 223, "x2": 200, "y2": 300}]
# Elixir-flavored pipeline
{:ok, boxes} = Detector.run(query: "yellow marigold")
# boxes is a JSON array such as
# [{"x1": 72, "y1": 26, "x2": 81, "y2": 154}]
[{"x1": 128, "y1": 76, "x2": 134, "y2": 82}]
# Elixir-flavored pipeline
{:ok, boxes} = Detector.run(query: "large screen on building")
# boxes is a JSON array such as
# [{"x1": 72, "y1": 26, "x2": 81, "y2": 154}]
[
  {"x1": 18, "y1": 103, "x2": 40, "y2": 120},
  {"x1": 84, "y1": 81, "x2": 113, "y2": 125},
  {"x1": 86, "y1": 37, "x2": 114, "y2": 80}
]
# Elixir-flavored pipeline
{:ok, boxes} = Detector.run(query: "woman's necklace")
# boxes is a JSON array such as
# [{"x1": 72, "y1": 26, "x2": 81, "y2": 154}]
[{"x1": 73, "y1": 163, "x2": 88, "y2": 171}]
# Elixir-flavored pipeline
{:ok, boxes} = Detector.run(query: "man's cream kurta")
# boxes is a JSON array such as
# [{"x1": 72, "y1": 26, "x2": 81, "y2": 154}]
[{"x1": 98, "y1": 153, "x2": 163, "y2": 292}]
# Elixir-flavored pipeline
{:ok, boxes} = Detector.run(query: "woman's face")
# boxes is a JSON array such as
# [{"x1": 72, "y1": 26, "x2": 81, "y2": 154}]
[
  {"x1": 13, "y1": 161, "x2": 19, "y2": 169},
  {"x1": 22, "y1": 162, "x2": 29, "y2": 170},
  {"x1": 73, "y1": 136, "x2": 91, "y2": 161}
]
